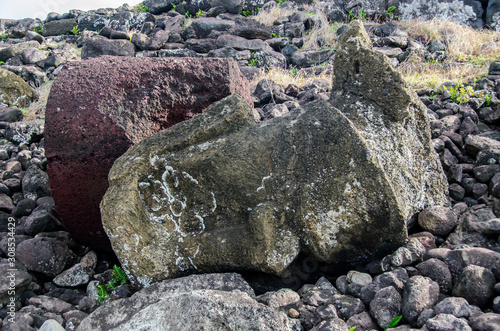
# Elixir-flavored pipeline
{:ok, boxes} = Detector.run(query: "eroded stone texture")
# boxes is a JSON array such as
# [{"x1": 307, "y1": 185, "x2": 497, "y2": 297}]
[
  {"x1": 77, "y1": 273, "x2": 293, "y2": 331},
  {"x1": 101, "y1": 93, "x2": 412, "y2": 285},
  {"x1": 330, "y1": 20, "x2": 448, "y2": 226},
  {"x1": 45, "y1": 56, "x2": 252, "y2": 250},
  {"x1": 100, "y1": 22, "x2": 447, "y2": 287}
]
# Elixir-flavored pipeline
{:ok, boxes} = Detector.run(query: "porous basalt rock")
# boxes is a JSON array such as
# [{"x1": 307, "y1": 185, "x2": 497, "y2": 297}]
[
  {"x1": 0, "y1": 69, "x2": 37, "y2": 108},
  {"x1": 331, "y1": 20, "x2": 449, "y2": 225},
  {"x1": 45, "y1": 56, "x2": 252, "y2": 250}
]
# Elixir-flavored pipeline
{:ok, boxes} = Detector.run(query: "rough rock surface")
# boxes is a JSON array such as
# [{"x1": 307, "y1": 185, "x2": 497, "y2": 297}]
[
  {"x1": 398, "y1": 0, "x2": 485, "y2": 28},
  {"x1": 77, "y1": 273, "x2": 295, "y2": 331},
  {"x1": 330, "y1": 20, "x2": 449, "y2": 226},
  {"x1": 45, "y1": 56, "x2": 252, "y2": 250},
  {"x1": 0, "y1": 69, "x2": 37, "y2": 108},
  {"x1": 101, "y1": 22, "x2": 447, "y2": 287}
]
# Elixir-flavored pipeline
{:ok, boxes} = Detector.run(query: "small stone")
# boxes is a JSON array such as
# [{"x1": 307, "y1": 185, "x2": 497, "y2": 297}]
[
  {"x1": 16, "y1": 237, "x2": 70, "y2": 277},
  {"x1": 53, "y1": 263, "x2": 92, "y2": 287},
  {"x1": 415, "y1": 259, "x2": 452, "y2": 293},
  {"x1": 370, "y1": 286, "x2": 402, "y2": 329},
  {"x1": 423, "y1": 313, "x2": 471, "y2": 331},
  {"x1": 266, "y1": 289, "x2": 300, "y2": 309},
  {"x1": 316, "y1": 304, "x2": 338, "y2": 320},
  {"x1": 346, "y1": 270, "x2": 372, "y2": 287},
  {"x1": 452, "y1": 265, "x2": 495, "y2": 308},
  {"x1": 0, "y1": 193, "x2": 15, "y2": 212},
  {"x1": 346, "y1": 311, "x2": 379, "y2": 331},
  {"x1": 434, "y1": 297, "x2": 471, "y2": 319},
  {"x1": 418, "y1": 206, "x2": 458, "y2": 236},
  {"x1": 288, "y1": 308, "x2": 300, "y2": 318},
  {"x1": 310, "y1": 318, "x2": 348, "y2": 331},
  {"x1": 402, "y1": 276, "x2": 440, "y2": 326},
  {"x1": 330, "y1": 294, "x2": 366, "y2": 320},
  {"x1": 22, "y1": 165, "x2": 51, "y2": 201},
  {"x1": 471, "y1": 313, "x2": 500, "y2": 331},
  {"x1": 39, "y1": 319, "x2": 66, "y2": 331}
]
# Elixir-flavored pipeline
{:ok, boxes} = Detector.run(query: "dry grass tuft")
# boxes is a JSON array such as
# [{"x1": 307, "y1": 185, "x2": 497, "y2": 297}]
[
  {"x1": 253, "y1": 3, "x2": 296, "y2": 27},
  {"x1": 397, "y1": 18, "x2": 500, "y2": 88},
  {"x1": 398, "y1": 18, "x2": 500, "y2": 60}
]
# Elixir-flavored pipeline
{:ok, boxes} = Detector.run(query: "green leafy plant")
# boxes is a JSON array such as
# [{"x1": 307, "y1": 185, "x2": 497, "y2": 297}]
[
  {"x1": 240, "y1": 7, "x2": 260, "y2": 16},
  {"x1": 348, "y1": 327, "x2": 356, "y2": 331},
  {"x1": 96, "y1": 265, "x2": 129, "y2": 304},
  {"x1": 248, "y1": 58, "x2": 258, "y2": 66},
  {"x1": 448, "y1": 84, "x2": 475, "y2": 104},
  {"x1": 137, "y1": 3, "x2": 149, "y2": 12},
  {"x1": 0, "y1": 61, "x2": 4, "y2": 66},
  {"x1": 386, "y1": 6, "x2": 396, "y2": 16},
  {"x1": 359, "y1": 7, "x2": 368, "y2": 20},
  {"x1": 485, "y1": 93, "x2": 493, "y2": 106},
  {"x1": 0, "y1": 32, "x2": 7, "y2": 40},
  {"x1": 70, "y1": 25, "x2": 80, "y2": 35},
  {"x1": 291, "y1": 68, "x2": 298, "y2": 76},
  {"x1": 195, "y1": 9, "x2": 205, "y2": 18},
  {"x1": 184, "y1": 11, "x2": 192, "y2": 18},
  {"x1": 275, "y1": 0, "x2": 287, "y2": 6},
  {"x1": 34, "y1": 23, "x2": 43, "y2": 34},
  {"x1": 348, "y1": 7, "x2": 368, "y2": 21},
  {"x1": 271, "y1": 32, "x2": 281, "y2": 38},
  {"x1": 386, "y1": 315, "x2": 402, "y2": 329},
  {"x1": 171, "y1": 3, "x2": 176, "y2": 11}
]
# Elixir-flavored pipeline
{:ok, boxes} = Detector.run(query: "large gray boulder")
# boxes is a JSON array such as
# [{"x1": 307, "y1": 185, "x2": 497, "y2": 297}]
[
  {"x1": 101, "y1": 22, "x2": 447, "y2": 287},
  {"x1": 0, "y1": 69, "x2": 37, "y2": 108},
  {"x1": 331, "y1": 20, "x2": 448, "y2": 227},
  {"x1": 77, "y1": 273, "x2": 295, "y2": 331},
  {"x1": 398, "y1": 0, "x2": 484, "y2": 28}
]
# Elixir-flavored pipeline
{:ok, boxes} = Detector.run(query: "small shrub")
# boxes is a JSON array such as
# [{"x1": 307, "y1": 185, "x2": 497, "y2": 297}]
[
  {"x1": 248, "y1": 58, "x2": 258, "y2": 66},
  {"x1": 195, "y1": 9, "x2": 205, "y2": 18},
  {"x1": 449, "y1": 84, "x2": 475, "y2": 104},
  {"x1": 240, "y1": 7, "x2": 260, "y2": 17},
  {"x1": 0, "y1": 61, "x2": 4, "y2": 65},
  {"x1": 0, "y1": 32, "x2": 7, "y2": 40},
  {"x1": 34, "y1": 23, "x2": 43, "y2": 34},
  {"x1": 70, "y1": 25, "x2": 80, "y2": 35},
  {"x1": 137, "y1": 3, "x2": 149, "y2": 12},
  {"x1": 184, "y1": 11, "x2": 192, "y2": 18},
  {"x1": 96, "y1": 265, "x2": 129, "y2": 304}
]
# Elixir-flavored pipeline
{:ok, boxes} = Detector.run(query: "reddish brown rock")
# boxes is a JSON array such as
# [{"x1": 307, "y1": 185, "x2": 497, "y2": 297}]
[{"x1": 45, "y1": 56, "x2": 252, "y2": 250}]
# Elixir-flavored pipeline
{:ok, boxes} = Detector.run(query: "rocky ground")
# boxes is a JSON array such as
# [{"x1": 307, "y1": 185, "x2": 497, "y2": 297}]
[{"x1": 1, "y1": 1, "x2": 500, "y2": 330}]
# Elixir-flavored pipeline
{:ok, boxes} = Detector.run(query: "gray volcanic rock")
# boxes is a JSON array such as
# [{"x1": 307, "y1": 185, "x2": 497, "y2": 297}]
[
  {"x1": 0, "y1": 69, "x2": 38, "y2": 108},
  {"x1": 45, "y1": 56, "x2": 252, "y2": 251},
  {"x1": 330, "y1": 20, "x2": 448, "y2": 225},
  {"x1": 398, "y1": 0, "x2": 484, "y2": 28},
  {"x1": 81, "y1": 36, "x2": 135, "y2": 59},
  {"x1": 77, "y1": 273, "x2": 297, "y2": 331},
  {"x1": 101, "y1": 92, "x2": 414, "y2": 285}
]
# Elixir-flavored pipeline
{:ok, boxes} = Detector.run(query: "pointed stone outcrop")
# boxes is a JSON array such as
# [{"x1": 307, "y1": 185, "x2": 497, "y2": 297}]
[{"x1": 331, "y1": 20, "x2": 448, "y2": 225}]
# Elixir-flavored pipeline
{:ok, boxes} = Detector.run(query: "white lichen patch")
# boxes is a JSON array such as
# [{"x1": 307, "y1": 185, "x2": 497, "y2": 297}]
[
  {"x1": 257, "y1": 173, "x2": 273, "y2": 192},
  {"x1": 136, "y1": 154, "x2": 218, "y2": 274}
]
